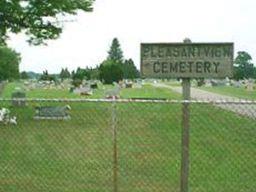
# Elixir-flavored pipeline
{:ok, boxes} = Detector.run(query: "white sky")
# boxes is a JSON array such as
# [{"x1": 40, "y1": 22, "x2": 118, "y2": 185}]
[{"x1": 7, "y1": 0, "x2": 256, "y2": 73}]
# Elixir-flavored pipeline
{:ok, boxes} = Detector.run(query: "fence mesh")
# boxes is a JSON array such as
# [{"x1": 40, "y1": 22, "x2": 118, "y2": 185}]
[{"x1": 0, "y1": 99, "x2": 255, "y2": 192}]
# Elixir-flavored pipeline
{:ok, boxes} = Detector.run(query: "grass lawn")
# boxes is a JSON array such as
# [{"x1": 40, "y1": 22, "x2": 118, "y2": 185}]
[
  {"x1": 0, "y1": 82, "x2": 255, "y2": 191},
  {"x1": 164, "y1": 80, "x2": 182, "y2": 87},
  {"x1": 0, "y1": 82, "x2": 24, "y2": 98},
  {"x1": 0, "y1": 99, "x2": 255, "y2": 192},
  {"x1": 120, "y1": 84, "x2": 181, "y2": 99},
  {"x1": 200, "y1": 85, "x2": 256, "y2": 100}
]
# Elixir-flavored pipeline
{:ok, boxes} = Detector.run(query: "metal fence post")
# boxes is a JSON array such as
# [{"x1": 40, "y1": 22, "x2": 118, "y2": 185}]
[
  {"x1": 180, "y1": 78, "x2": 191, "y2": 192},
  {"x1": 112, "y1": 100, "x2": 118, "y2": 192}
]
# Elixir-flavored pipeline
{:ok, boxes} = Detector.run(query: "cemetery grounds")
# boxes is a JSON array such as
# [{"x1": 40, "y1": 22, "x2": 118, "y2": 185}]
[{"x1": 0, "y1": 81, "x2": 255, "y2": 192}]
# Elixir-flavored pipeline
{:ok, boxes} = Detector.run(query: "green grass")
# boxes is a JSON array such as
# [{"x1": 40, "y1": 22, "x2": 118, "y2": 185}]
[
  {"x1": 120, "y1": 84, "x2": 181, "y2": 99},
  {"x1": 0, "y1": 82, "x2": 255, "y2": 191},
  {"x1": 164, "y1": 80, "x2": 182, "y2": 87},
  {"x1": 0, "y1": 100, "x2": 255, "y2": 192},
  {"x1": 200, "y1": 85, "x2": 256, "y2": 100},
  {"x1": 0, "y1": 82, "x2": 24, "y2": 98}
]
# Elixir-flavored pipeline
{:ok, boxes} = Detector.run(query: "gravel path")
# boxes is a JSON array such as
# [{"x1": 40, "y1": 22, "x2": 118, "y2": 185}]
[{"x1": 153, "y1": 83, "x2": 256, "y2": 119}]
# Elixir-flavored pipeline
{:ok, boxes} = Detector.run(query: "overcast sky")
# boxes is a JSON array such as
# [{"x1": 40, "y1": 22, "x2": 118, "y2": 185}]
[{"x1": 7, "y1": 0, "x2": 256, "y2": 73}]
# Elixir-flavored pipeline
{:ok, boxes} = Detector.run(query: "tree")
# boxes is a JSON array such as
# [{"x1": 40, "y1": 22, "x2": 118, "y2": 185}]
[
  {"x1": 59, "y1": 68, "x2": 71, "y2": 80},
  {"x1": 99, "y1": 60, "x2": 123, "y2": 84},
  {"x1": 0, "y1": 46, "x2": 20, "y2": 81},
  {"x1": 233, "y1": 51, "x2": 255, "y2": 80},
  {"x1": 122, "y1": 59, "x2": 140, "y2": 79},
  {"x1": 20, "y1": 71, "x2": 29, "y2": 79},
  {"x1": 89, "y1": 66, "x2": 100, "y2": 80},
  {"x1": 107, "y1": 38, "x2": 124, "y2": 62},
  {"x1": 99, "y1": 38, "x2": 140, "y2": 83},
  {"x1": 72, "y1": 67, "x2": 89, "y2": 80},
  {"x1": 0, "y1": 0, "x2": 94, "y2": 45},
  {"x1": 99, "y1": 38, "x2": 125, "y2": 84},
  {"x1": 71, "y1": 67, "x2": 91, "y2": 87},
  {"x1": 39, "y1": 70, "x2": 56, "y2": 81}
]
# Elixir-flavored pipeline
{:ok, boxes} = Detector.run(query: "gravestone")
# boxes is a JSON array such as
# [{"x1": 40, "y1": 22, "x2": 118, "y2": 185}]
[
  {"x1": 125, "y1": 82, "x2": 133, "y2": 88},
  {"x1": 204, "y1": 79, "x2": 212, "y2": 87},
  {"x1": 34, "y1": 105, "x2": 71, "y2": 120},
  {"x1": 73, "y1": 86, "x2": 93, "y2": 96},
  {"x1": 105, "y1": 86, "x2": 120, "y2": 99},
  {"x1": 232, "y1": 80, "x2": 242, "y2": 88},
  {"x1": 90, "y1": 82, "x2": 98, "y2": 89},
  {"x1": 133, "y1": 82, "x2": 142, "y2": 89},
  {"x1": 225, "y1": 77, "x2": 231, "y2": 86},
  {"x1": 245, "y1": 80, "x2": 254, "y2": 91},
  {"x1": 211, "y1": 79, "x2": 225, "y2": 86},
  {"x1": 11, "y1": 91, "x2": 26, "y2": 107},
  {"x1": 69, "y1": 87, "x2": 75, "y2": 93}
]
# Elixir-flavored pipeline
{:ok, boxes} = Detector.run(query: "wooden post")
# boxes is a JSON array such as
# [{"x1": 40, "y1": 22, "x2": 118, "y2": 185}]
[{"x1": 180, "y1": 78, "x2": 191, "y2": 192}]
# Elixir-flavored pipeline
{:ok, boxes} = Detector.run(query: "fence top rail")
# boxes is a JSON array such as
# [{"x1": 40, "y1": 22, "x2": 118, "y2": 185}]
[{"x1": 1, "y1": 98, "x2": 256, "y2": 104}]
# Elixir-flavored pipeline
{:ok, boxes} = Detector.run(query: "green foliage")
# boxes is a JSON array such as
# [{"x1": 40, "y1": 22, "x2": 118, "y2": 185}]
[
  {"x1": 99, "y1": 38, "x2": 124, "y2": 84},
  {"x1": 0, "y1": 0, "x2": 94, "y2": 45},
  {"x1": 99, "y1": 38, "x2": 139, "y2": 84},
  {"x1": 233, "y1": 51, "x2": 255, "y2": 80},
  {"x1": 89, "y1": 66, "x2": 100, "y2": 80},
  {"x1": 107, "y1": 38, "x2": 124, "y2": 62},
  {"x1": 59, "y1": 68, "x2": 71, "y2": 80},
  {"x1": 122, "y1": 59, "x2": 140, "y2": 79},
  {"x1": 20, "y1": 71, "x2": 29, "y2": 79},
  {"x1": 0, "y1": 46, "x2": 20, "y2": 81},
  {"x1": 72, "y1": 67, "x2": 90, "y2": 80},
  {"x1": 99, "y1": 60, "x2": 123, "y2": 84},
  {"x1": 71, "y1": 67, "x2": 99, "y2": 87},
  {"x1": 39, "y1": 70, "x2": 56, "y2": 81}
]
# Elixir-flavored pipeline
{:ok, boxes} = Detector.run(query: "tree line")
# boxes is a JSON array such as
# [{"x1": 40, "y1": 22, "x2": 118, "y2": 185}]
[
  {"x1": 2, "y1": 42, "x2": 256, "y2": 84},
  {"x1": 19, "y1": 38, "x2": 140, "y2": 86}
]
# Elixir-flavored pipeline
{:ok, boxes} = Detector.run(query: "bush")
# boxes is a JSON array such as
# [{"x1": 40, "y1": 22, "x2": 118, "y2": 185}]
[{"x1": 99, "y1": 60, "x2": 123, "y2": 84}]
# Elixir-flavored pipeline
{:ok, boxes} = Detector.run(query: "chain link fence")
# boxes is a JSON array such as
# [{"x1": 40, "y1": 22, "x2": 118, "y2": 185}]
[{"x1": 0, "y1": 99, "x2": 255, "y2": 192}]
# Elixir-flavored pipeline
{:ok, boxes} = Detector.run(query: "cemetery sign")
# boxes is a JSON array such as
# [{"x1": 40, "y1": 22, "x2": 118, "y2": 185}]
[{"x1": 141, "y1": 43, "x2": 234, "y2": 78}]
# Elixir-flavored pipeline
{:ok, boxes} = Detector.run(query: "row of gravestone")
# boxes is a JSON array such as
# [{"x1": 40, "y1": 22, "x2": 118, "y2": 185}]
[
  {"x1": 10, "y1": 80, "x2": 143, "y2": 118},
  {"x1": 195, "y1": 78, "x2": 255, "y2": 90},
  {"x1": 70, "y1": 82, "x2": 98, "y2": 96},
  {"x1": 12, "y1": 81, "x2": 136, "y2": 102}
]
